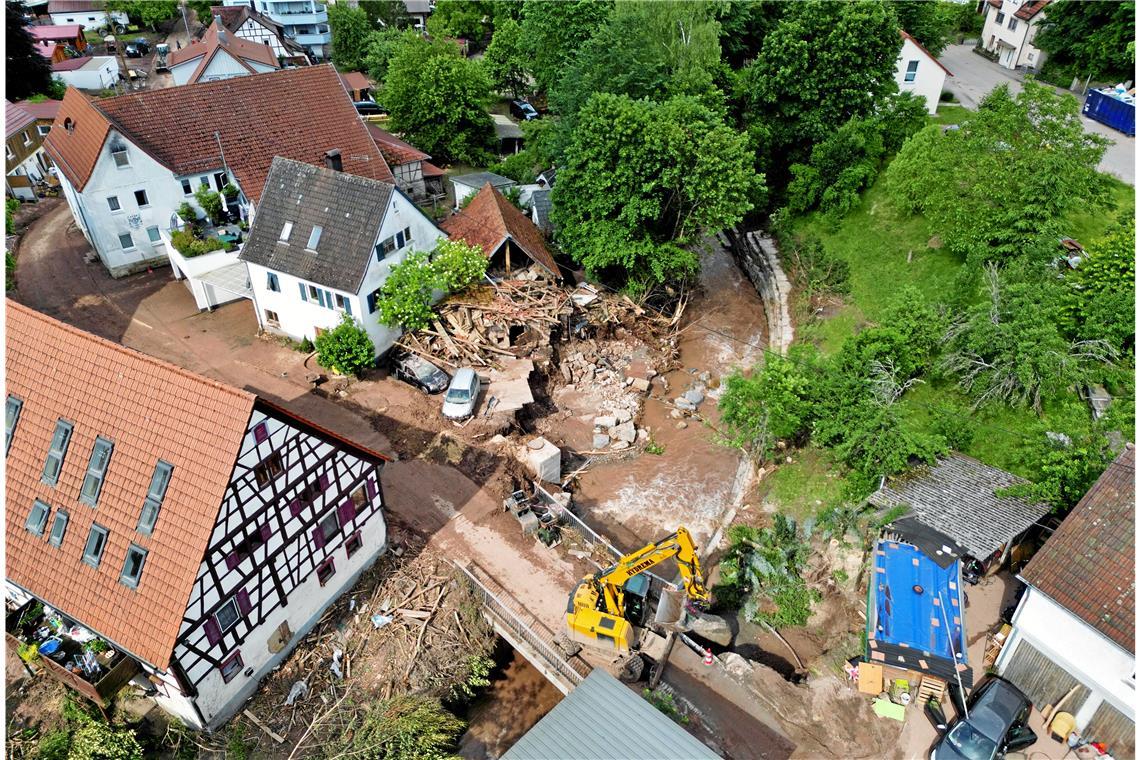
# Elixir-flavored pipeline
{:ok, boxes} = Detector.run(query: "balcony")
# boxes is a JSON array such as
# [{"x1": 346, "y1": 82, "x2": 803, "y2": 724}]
[
  {"x1": 289, "y1": 31, "x2": 330, "y2": 47},
  {"x1": 6, "y1": 599, "x2": 140, "y2": 709}
]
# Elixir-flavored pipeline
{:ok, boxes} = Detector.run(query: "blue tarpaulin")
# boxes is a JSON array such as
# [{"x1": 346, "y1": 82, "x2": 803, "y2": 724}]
[{"x1": 868, "y1": 539, "x2": 968, "y2": 679}]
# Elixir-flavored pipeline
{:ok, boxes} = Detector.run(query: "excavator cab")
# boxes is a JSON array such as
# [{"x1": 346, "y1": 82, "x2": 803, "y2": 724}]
[{"x1": 622, "y1": 573, "x2": 650, "y2": 626}]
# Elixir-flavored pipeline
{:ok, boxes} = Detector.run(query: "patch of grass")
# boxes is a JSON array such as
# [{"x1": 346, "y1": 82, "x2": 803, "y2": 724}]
[
  {"x1": 798, "y1": 304, "x2": 864, "y2": 356},
  {"x1": 1064, "y1": 176, "x2": 1134, "y2": 245},
  {"x1": 929, "y1": 104, "x2": 972, "y2": 126},
  {"x1": 642, "y1": 688, "x2": 689, "y2": 725},
  {"x1": 758, "y1": 447, "x2": 848, "y2": 522},
  {"x1": 645, "y1": 439, "x2": 665, "y2": 455}
]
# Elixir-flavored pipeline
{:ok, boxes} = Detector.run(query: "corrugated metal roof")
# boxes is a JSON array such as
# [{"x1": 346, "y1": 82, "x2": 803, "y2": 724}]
[{"x1": 503, "y1": 669, "x2": 719, "y2": 760}]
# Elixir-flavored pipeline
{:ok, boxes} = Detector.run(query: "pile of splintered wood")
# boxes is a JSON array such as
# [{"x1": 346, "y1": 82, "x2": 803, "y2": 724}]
[
  {"x1": 396, "y1": 279, "x2": 685, "y2": 370},
  {"x1": 224, "y1": 541, "x2": 495, "y2": 758}
]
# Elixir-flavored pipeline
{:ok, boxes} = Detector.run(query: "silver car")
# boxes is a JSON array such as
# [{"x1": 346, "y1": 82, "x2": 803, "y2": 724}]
[{"x1": 441, "y1": 368, "x2": 480, "y2": 419}]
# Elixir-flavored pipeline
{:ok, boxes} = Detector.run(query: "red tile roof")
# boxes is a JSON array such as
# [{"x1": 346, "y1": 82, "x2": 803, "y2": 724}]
[
  {"x1": 168, "y1": 21, "x2": 279, "y2": 73},
  {"x1": 1021, "y1": 446, "x2": 1135, "y2": 653},
  {"x1": 5, "y1": 301, "x2": 255, "y2": 669},
  {"x1": 29, "y1": 24, "x2": 83, "y2": 41},
  {"x1": 367, "y1": 123, "x2": 429, "y2": 165},
  {"x1": 46, "y1": 66, "x2": 392, "y2": 200},
  {"x1": 900, "y1": 30, "x2": 953, "y2": 77},
  {"x1": 1015, "y1": 0, "x2": 1048, "y2": 21},
  {"x1": 441, "y1": 183, "x2": 561, "y2": 279},
  {"x1": 6, "y1": 102, "x2": 38, "y2": 138},
  {"x1": 51, "y1": 55, "x2": 94, "y2": 71},
  {"x1": 339, "y1": 71, "x2": 372, "y2": 93},
  {"x1": 421, "y1": 160, "x2": 445, "y2": 177},
  {"x1": 13, "y1": 99, "x2": 63, "y2": 122},
  {"x1": 41, "y1": 88, "x2": 111, "y2": 191}
]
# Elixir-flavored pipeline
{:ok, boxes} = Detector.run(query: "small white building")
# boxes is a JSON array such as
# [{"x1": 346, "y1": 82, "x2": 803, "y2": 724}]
[
  {"x1": 51, "y1": 55, "x2": 120, "y2": 90},
  {"x1": 5, "y1": 301, "x2": 391, "y2": 730},
  {"x1": 168, "y1": 21, "x2": 280, "y2": 86},
  {"x1": 996, "y1": 446, "x2": 1135, "y2": 757},
  {"x1": 240, "y1": 156, "x2": 446, "y2": 355},
  {"x1": 46, "y1": 0, "x2": 128, "y2": 31},
  {"x1": 980, "y1": 0, "x2": 1049, "y2": 71},
  {"x1": 450, "y1": 171, "x2": 515, "y2": 209},
  {"x1": 896, "y1": 30, "x2": 952, "y2": 114}
]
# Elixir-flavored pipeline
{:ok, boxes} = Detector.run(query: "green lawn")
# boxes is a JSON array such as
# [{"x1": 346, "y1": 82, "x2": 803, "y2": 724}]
[
  {"x1": 757, "y1": 446, "x2": 848, "y2": 521},
  {"x1": 929, "y1": 104, "x2": 972, "y2": 126}
]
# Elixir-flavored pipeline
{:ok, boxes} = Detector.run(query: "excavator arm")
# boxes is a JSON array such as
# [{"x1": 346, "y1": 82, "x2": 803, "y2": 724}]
[{"x1": 596, "y1": 527, "x2": 710, "y2": 607}]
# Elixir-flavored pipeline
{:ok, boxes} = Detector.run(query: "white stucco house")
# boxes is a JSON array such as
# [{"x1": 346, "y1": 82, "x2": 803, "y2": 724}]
[
  {"x1": 168, "y1": 21, "x2": 280, "y2": 86},
  {"x1": 6, "y1": 301, "x2": 390, "y2": 730},
  {"x1": 980, "y1": 0, "x2": 1049, "y2": 72},
  {"x1": 51, "y1": 56, "x2": 121, "y2": 90},
  {"x1": 896, "y1": 30, "x2": 952, "y2": 114},
  {"x1": 42, "y1": 65, "x2": 393, "y2": 284},
  {"x1": 996, "y1": 445, "x2": 1135, "y2": 757},
  {"x1": 239, "y1": 156, "x2": 445, "y2": 356},
  {"x1": 47, "y1": 0, "x2": 128, "y2": 31}
]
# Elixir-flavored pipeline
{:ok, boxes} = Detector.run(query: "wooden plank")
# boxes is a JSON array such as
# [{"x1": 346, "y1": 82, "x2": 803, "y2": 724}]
[
  {"x1": 1001, "y1": 640, "x2": 1091, "y2": 710},
  {"x1": 858, "y1": 661, "x2": 885, "y2": 695}
]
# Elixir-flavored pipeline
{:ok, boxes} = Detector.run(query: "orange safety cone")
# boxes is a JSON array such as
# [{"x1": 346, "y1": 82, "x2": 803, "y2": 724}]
[{"x1": 703, "y1": 648, "x2": 714, "y2": 666}]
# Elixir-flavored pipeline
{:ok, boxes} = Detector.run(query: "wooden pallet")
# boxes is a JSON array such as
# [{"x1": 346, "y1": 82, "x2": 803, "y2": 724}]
[{"x1": 918, "y1": 675, "x2": 947, "y2": 705}]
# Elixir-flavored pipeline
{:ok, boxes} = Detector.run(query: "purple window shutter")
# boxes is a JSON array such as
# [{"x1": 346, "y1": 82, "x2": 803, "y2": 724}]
[
  {"x1": 319, "y1": 474, "x2": 331, "y2": 491},
  {"x1": 253, "y1": 422, "x2": 268, "y2": 443},
  {"x1": 338, "y1": 499, "x2": 356, "y2": 526},
  {"x1": 312, "y1": 526, "x2": 326, "y2": 549},
  {"x1": 259, "y1": 524, "x2": 271, "y2": 543},
  {"x1": 236, "y1": 589, "x2": 252, "y2": 617},
  {"x1": 204, "y1": 617, "x2": 221, "y2": 647},
  {"x1": 366, "y1": 477, "x2": 377, "y2": 501},
  {"x1": 225, "y1": 551, "x2": 240, "y2": 571},
  {"x1": 290, "y1": 498, "x2": 303, "y2": 517}
]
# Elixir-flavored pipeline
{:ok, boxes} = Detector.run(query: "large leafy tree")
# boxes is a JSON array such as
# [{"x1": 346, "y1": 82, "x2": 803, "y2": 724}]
[
  {"x1": 714, "y1": 0, "x2": 786, "y2": 69},
  {"x1": 426, "y1": 0, "x2": 494, "y2": 44},
  {"x1": 6, "y1": 1, "x2": 52, "y2": 101},
  {"x1": 550, "y1": 93, "x2": 760, "y2": 289},
  {"x1": 1036, "y1": 0, "x2": 1136, "y2": 82},
  {"x1": 359, "y1": 0, "x2": 412, "y2": 29},
  {"x1": 384, "y1": 35, "x2": 495, "y2": 163},
  {"x1": 894, "y1": 0, "x2": 954, "y2": 57},
  {"x1": 886, "y1": 81, "x2": 1110, "y2": 267},
  {"x1": 1065, "y1": 213, "x2": 1136, "y2": 353},
  {"x1": 734, "y1": 0, "x2": 902, "y2": 200},
  {"x1": 519, "y1": 0, "x2": 613, "y2": 95},
  {"x1": 106, "y1": 0, "x2": 179, "y2": 29},
  {"x1": 328, "y1": 3, "x2": 374, "y2": 71},
  {"x1": 363, "y1": 27, "x2": 409, "y2": 84},
  {"x1": 482, "y1": 16, "x2": 528, "y2": 97}
]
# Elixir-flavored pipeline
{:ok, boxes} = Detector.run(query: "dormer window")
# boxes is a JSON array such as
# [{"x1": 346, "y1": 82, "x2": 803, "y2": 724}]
[
  {"x1": 110, "y1": 144, "x2": 130, "y2": 168},
  {"x1": 63, "y1": 118, "x2": 75, "y2": 133},
  {"x1": 279, "y1": 221, "x2": 293, "y2": 242},
  {"x1": 306, "y1": 225, "x2": 322, "y2": 251}
]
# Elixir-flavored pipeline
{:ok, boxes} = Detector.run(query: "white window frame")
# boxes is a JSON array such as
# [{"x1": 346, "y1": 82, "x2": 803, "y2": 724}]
[
  {"x1": 119, "y1": 543, "x2": 148, "y2": 588},
  {"x1": 111, "y1": 146, "x2": 130, "y2": 168},
  {"x1": 264, "y1": 309, "x2": 280, "y2": 326},
  {"x1": 904, "y1": 60, "x2": 919, "y2": 83},
  {"x1": 41, "y1": 419, "x2": 73, "y2": 486},
  {"x1": 1008, "y1": 17, "x2": 1018, "y2": 31},
  {"x1": 181, "y1": 178, "x2": 193, "y2": 195},
  {"x1": 334, "y1": 293, "x2": 349, "y2": 311},
  {"x1": 215, "y1": 598, "x2": 240, "y2": 632},
  {"x1": 306, "y1": 225, "x2": 323, "y2": 251},
  {"x1": 146, "y1": 226, "x2": 162, "y2": 244},
  {"x1": 134, "y1": 189, "x2": 149, "y2": 208},
  {"x1": 48, "y1": 510, "x2": 68, "y2": 547},
  {"x1": 26, "y1": 499, "x2": 50, "y2": 536},
  {"x1": 79, "y1": 436, "x2": 114, "y2": 506},
  {"x1": 137, "y1": 460, "x2": 172, "y2": 535},
  {"x1": 37, "y1": 125, "x2": 50, "y2": 136},
  {"x1": 107, "y1": 195, "x2": 121, "y2": 212},
  {"x1": 22, "y1": 130, "x2": 31, "y2": 147},
  {"x1": 280, "y1": 221, "x2": 293, "y2": 242},
  {"x1": 118, "y1": 232, "x2": 135, "y2": 250}
]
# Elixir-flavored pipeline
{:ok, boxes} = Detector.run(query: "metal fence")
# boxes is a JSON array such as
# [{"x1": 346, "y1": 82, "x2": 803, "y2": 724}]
[{"x1": 454, "y1": 561, "x2": 591, "y2": 692}]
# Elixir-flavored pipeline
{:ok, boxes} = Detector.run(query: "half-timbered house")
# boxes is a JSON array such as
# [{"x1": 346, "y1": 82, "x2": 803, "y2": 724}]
[{"x1": 5, "y1": 300, "x2": 390, "y2": 730}]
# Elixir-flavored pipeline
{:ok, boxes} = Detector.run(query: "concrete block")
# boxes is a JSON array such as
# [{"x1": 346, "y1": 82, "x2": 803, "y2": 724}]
[
  {"x1": 522, "y1": 437, "x2": 561, "y2": 483},
  {"x1": 594, "y1": 415, "x2": 617, "y2": 429},
  {"x1": 630, "y1": 377, "x2": 651, "y2": 393}
]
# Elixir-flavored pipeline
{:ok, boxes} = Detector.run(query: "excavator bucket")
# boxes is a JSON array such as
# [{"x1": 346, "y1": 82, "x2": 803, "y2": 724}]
[{"x1": 654, "y1": 587, "x2": 689, "y2": 630}]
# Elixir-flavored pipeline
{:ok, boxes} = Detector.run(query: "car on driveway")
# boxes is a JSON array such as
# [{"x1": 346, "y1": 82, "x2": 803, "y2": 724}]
[
  {"x1": 125, "y1": 38, "x2": 150, "y2": 57},
  {"x1": 928, "y1": 677, "x2": 1037, "y2": 760},
  {"x1": 441, "y1": 367, "x2": 480, "y2": 419},
  {"x1": 354, "y1": 100, "x2": 386, "y2": 116},
  {"x1": 510, "y1": 99, "x2": 539, "y2": 121},
  {"x1": 390, "y1": 352, "x2": 449, "y2": 395}
]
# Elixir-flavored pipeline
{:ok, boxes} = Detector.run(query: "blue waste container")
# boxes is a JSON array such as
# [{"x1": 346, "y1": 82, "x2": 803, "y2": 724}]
[{"x1": 1083, "y1": 89, "x2": 1135, "y2": 137}]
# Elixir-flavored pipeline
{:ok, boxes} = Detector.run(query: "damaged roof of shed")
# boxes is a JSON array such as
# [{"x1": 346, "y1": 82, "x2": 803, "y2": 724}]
[
  {"x1": 1021, "y1": 446, "x2": 1135, "y2": 653},
  {"x1": 503, "y1": 669, "x2": 718, "y2": 759},
  {"x1": 868, "y1": 453, "x2": 1050, "y2": 560},
  {"x1": 441, "y1": 183, "x2": 561, "y2": 280},
  {"x1": 239, "y1": 156, "x2": 395, "y2": 293}
]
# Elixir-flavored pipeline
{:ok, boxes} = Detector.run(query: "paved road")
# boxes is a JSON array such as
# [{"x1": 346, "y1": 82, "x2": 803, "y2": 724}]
[{"x1": 939, "y1": 43, "x2": 1135, "y2": 186}]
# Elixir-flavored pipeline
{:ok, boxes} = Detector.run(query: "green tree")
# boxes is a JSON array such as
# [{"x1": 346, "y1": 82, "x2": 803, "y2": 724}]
[
  {"x1": 326, "y1": 696, "x2": 466, "y2": 760},
  {"x1": 715, "y1": 516, "x2": 821, "y2": 627},
  {"x1": 714, "y1": 0, "x2": 786, "y2": 69},
  {"x1": 106, "y1": 0, "x2": 178, "y2": 29},
  {"x1": 885, "y1": 81, "x2": 1110, "y2": 267},
  {"x1": 1066, "y1": 213, "x2": 1136, "y2": 353},
  {"x1": 385, "y1": 35, "x2": 496, "y2": 163},
  {"x1": 359, "y1": 0, "x2": 412, "y2": 29},
  {"x1": 1036, "y1": 0, "x2": 1136, "y2": 82},
  {"x1": 734, "y1": 0, "x2": 902, "y2": 198},
  {"x1": 314, "y1": 314, "x2": 376, "y2": 376},
  {"x1": 377, "y1": 239, "x2": 487, "y2": 330},
  {"x1": 894, "y1": 0, "x2": 954, "y2": 56},
  {"x1": 6, "y1": 1, "x2": 52, "y2": 101},
  {"x1": 550, "y1": 93, "x2": 760, "y2": 289},
  {"x1": 719, "y1": 352, "x2": 818, "y2": 457},
  {"x1": 520, "y1": 0, "x2": 613, "y2": 94},
  {"x1": 482, "y1": 16, "x2": 528, "y2": 97},
  {"x1": 426, "y1": 0, "x2": 494, "y2": 43},
  {"x1": 67, "y1": 721, "x2": 143, "y2": 760},
  {"x1": 363, "y1": 27, "x2": 410, "y2": 84},
  {"x1": 328, "y1": 3, "x2": 375, "y2": 71}
]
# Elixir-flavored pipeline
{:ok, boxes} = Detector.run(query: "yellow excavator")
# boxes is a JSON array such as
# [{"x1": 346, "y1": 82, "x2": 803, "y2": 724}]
[{"x1": 565, "y1": 527, "x2": 711, "y2": 655}]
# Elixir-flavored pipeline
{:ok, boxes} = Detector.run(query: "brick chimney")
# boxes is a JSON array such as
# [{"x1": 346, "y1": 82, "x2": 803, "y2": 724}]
[{"x1": 324, "y1": 149, "x2": 342, "y2": 172}]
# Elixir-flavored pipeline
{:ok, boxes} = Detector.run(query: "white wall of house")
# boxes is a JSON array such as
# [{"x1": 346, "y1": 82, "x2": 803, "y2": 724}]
[
  {"x1": 198, "y1": 52, "x2": 276, "y2": 83},
  {"x1": 235, "y1": 17, "x2": 295, "y2": 61},
  {"x1": 997, "y1": 587, "x2": 1135, "y2": 728},
  {"x1": 171, "y1": 408, "x2": 386, "y2": 728},
  {"x1": 54, "y1": 57, "x2": 120, "y2": 90},
  {"x1": 164, "y1": 240, "x2": 248, "y2": 310},
  {"x1": 169, "y1": 57, "x2": 207, "y2": 86},
  {"x1": 49, "y1": 9, "x2": 128, "y2": 30},
  {"x1": 895, "y1": 36, "x2": 947, "y2": 114},
  {"x1": 982, "y1": 1, "x2": 1046, "y2": 70}
]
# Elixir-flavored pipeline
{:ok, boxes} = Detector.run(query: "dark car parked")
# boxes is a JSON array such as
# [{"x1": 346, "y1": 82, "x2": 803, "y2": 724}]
[
  {"x1": 928, "y1": 677, "x2": 1037, "y2": 760},
  {"x1": 124, "y1": 38, "x2": 150, "y2": 57},
  {"x1": 354, "y1": 100, "x2": 386, "y2": 116},
  {"x1": 509, "y1": 99, "x2": 539, "y2": 121},
  {"x1": 390, "y1": 352, "x2": 450, "y2": 395}
]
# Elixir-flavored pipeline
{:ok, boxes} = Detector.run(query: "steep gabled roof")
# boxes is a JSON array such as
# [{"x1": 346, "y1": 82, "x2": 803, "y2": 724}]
[
  {"x1": 1021, "y1": 446, "x2": 1135, "y2": 653},
  {"x1": 441, "y1": 183, "x2": 561, "y2": 280},
  {"x1": 238, "y1": 157, "x2": 395, "y2": 292},
  {"x1": 169, "y1": 20, "x2": 279, "y2": 75},
  {"x1": 209, "y1": 3, "x2": 308, "y2": 57},
  {"x1": 1015, "y1": 0, "x2": 1048, "y2": 21},
  {"x1": 900, "y1": 29, "x2": 953, "y2": 77},
  {"x1": 47, "y1": 0, "x2": 107, "y2": 12},
  {"x1": 5, "y1": 301, "x2": 255, "y2": 669},
  {"x1": 47, "y1": 66, "x2": 392, "y2": 200},
  {"x1": 367, "y1": 123, "x2": 429, "y2": 166},
  {"x1": 41, "y1": 87, "x2": 112, "y2": 191}
]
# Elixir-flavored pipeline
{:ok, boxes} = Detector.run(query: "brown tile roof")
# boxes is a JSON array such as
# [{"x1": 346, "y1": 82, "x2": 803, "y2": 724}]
[
  {"x1": 5, "y1": 301, "x2": 255, "y2": 669},
  {"x1": 339, "y1": 71, "x2": 371, "y2": 93},
  {"x1": 209, "y1": 4, "x2": 308, "y2": 57},
  {"x1": 6, "y1": 102, "x2": 38, "y2": 138},
  {"x1": 29, "y1": 24, "x2": 84, "y2": 41},
  {"x1": 421, "y1": 160, "x2": 445, "y2": 177},
  {"x1": 48, "y1": 0, "x2": 107, "y2": 12},
  {"x1": 51, "y1": 55, "x2": 94, "y2": 72},
  {"x1": 49, "y1": 65, "x2": 392, "y2": 201},
  {"x1": 440, "y1": 183, "x2": 561, "y2": 280},
  {"x1": 367, "y1": 123, "x2": 429, "y2": 165},
  {"x1": 41, "y1": 87, "x2": 111, "y2": 191},
  {"x1": 900, "y1": 29, "x2": 953, "y2": 77},
  {"x1": 169, "y1": 21, "x2": 279, "y2": 73},
  {"x1": 1021, "y1": 446, "x2": 1135, "y2": 653},
  {"x1": 14, "y1": 99, "x2": 63, "y2": 122},
  {"x1": 1015, "y1": 0, "x2": 1048, "y2": 21}
]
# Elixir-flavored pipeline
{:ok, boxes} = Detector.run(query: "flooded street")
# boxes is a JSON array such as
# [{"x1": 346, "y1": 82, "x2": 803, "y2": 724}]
[{"x1": 573, "y1": 236, "x2": 770, "y2": 548}]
